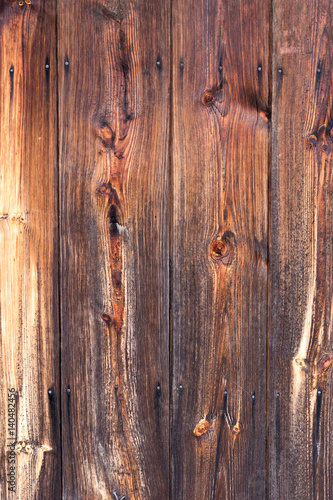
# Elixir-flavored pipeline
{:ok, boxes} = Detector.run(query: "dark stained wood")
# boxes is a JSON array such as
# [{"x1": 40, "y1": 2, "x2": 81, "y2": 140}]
[
  {"x1": 58, "y1": 0, "x2": 170, "y2": 498},
  {"x1": 0, "y1": 0, "x2": 60, "y2": 498},
  {"x1": 171, "y1": 0, "x2": 270, "y2": 498},
  {"x1": 269, "y1": 1, "x2": 333, "y2": 498}
]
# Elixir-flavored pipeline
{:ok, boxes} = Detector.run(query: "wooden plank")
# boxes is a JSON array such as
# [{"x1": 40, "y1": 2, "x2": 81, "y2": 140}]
[
  {"x1": 270, "y1": 1, "x2": 333, "y2": 498},
  {"x1": 171, "y1": 0, "x2": 270, "y2": 498},
  {"x1": 58, "y1": 1, "x2": 170, "y2": 498},
  {"x1": 0, "y1": 0, "x2": 60, "y2": 498}
]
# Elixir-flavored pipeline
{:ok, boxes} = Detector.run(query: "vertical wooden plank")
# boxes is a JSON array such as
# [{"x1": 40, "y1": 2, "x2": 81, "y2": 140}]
[
  {"x1": 171, "y1": 0, "x2": 270, "y2": 498},
  {"x1": 0, "y1": 0, "x2": 60, "y2": 498},
  {"x1": 58, "y1": 1, "x2": 170, "y2": 498},
  {"x1": 270, "y1": 1, "x2": 333, "y2": 498}
]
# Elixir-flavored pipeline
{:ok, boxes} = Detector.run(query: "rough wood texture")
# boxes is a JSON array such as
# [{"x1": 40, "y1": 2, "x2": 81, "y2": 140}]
[
  {"x1": 0, "y1": 0, "x2": 60, "y2": 498},
  {"x1": 2, "y1": 0, "x2": 333, "y2": 498},
  {"x1": 171, "y1": 0, "x2": 270, "y2": 498},
  {"x1": 270, "y1": 1, "x2": 333, "y2": 498},
  {"x1": 58, "y1": 0, "x2": 170, "y2": 498}
]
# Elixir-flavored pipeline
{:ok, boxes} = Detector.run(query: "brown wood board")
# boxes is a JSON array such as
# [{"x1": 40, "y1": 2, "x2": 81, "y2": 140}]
[
  {"x1": 269, "y1": 1, "x2": 333, "y2": 498},
  {"x1": 0, "y1": 0, "x2": 60, "y2": 498},
  {"x1": 58, "y1": 0, "x2": 170, "y2": 498},
  {"x1": 171, "y1": 0, "x2": 270, "y2": 498}
]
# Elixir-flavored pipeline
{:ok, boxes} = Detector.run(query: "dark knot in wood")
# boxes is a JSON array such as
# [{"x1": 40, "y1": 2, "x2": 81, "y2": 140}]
[
  {"x1": 211, "y1": 231, "x2": 235, "y2": 265},
  {"x1": 98, "y1": 183, "x2": 113, "y2": 196},
  {"x1": 317, "y1": 353, "x2": 333, "y2": 373},
  {"x1": 307, "y1": 125, "x2": 333, "y2": 155},
  {"x1": 202, "y1": 82, "x2": 230, "y2": 116},
  {"x1": 202, "y1": 91, "x2": 215, "y2": 106},
  {"x1": 102, "y1": 313, "x2": 112, "y2": 325}
]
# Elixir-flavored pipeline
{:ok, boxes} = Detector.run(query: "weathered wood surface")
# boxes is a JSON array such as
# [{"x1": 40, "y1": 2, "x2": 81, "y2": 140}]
[
  {"x1": 1, "y1": 0, "x2": 333, "y2": 498},
  {"x1": 58, "y1": 0, "x2": 170, "y2": 498},
  {"x1": 0, "y1": 0, "x2": 60, "y2": 498},
  {"x1": 171, "y1": 0, "x2": 270, "y2": 498},
  {"x1": 269, "y1": 1, "x2": 333, "y2": 499}
]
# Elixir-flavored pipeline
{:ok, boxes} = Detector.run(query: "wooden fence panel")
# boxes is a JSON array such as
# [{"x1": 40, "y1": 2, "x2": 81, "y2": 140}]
[{"x1": 1, "y1": 1, "x2": 333, "y2": 498}]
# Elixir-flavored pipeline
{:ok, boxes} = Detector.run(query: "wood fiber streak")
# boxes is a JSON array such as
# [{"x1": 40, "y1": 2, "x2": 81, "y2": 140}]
[
  {"x1": 58, "y1": 0, "x2": 170, "y2": 498},
  {"x1": 171, "y1": 0, "x2": 270, "y2": 498},
  {"x1": 270, "y1": 1, "x2": 333, "y2": 499},
  {"x1": 0, "y1": 1, "x2": 60, "y2": 498}
]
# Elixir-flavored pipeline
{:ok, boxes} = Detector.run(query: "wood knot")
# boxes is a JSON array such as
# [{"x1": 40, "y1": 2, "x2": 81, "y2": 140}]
[
  {"x1": 211, "y1": 231, "x2": 235, "y2": 265},
  {"x1": 202, "y1": 91, "x2": 215, "y2": 106},
  {"x1": 318, "y1": 353, "x2": 333, "y2": 373},
  {"x1": 193, "y1": 418, "x2": 210, "y2": 437},
  {"x1": 307, "y1": 126, "x2": 333, "y2": 154},
  {"x1": 15, "y1": 441, "x2": 33, "y2": 454},
  {"x1": 102, "y1": 313, "x2": 112, "y2": 325},
  {"x1": 308, "y1": 134, "x2": 318, "y2": 147},
  {"x1": 259, "y1": 108, "x2": 271, "y2": 123},
  {"x1": 97, "y1": 182, "x2": 112, "y2": 196},
  {"x1": 97, "y1": 124, "x2": 115, "y2": 150},
  {"x1": 202, "y1": 81, "x2": 230, "y2": 115},
  {"x1": 231, "y1": 422, "x2": 241, "y2": 436},
  {"x1": 294, "y1": 358, "x2": 309, "y2": 372},
  {"x1": 0, "y1": 213, "x2": 27, "y2": 224}
]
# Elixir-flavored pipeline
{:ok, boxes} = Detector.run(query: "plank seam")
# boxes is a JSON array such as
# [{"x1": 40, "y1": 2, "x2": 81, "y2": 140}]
[
  {"x1": 55, "y1": 1, "x2": 63, "y2": 497},
  {"x1": 266, "y1": 0, "x2": 274, "y2": 497}
]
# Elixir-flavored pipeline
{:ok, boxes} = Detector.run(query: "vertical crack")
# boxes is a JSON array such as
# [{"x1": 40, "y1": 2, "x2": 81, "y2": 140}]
[
  {"x1": 266, "y1": 0, "x2": 274, "y2": 497},
  {"x1": 55, "y1": 0, "x2": 63, "y2": 497}
]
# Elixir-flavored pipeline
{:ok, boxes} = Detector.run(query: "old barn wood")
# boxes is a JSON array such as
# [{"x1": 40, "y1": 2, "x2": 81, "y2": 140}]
[{"x1": 0, "y1": 0, "x2": 332, "y2": 498}]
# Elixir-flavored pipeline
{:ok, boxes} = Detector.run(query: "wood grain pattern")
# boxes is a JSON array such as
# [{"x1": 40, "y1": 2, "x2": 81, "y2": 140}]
[
  {"x1": 171, "y1": 0, "x2": 270, "y2": 498},
  {"x1": 1, "y1": 0, "x2": 333, "y2": 498},
  {"x1": 270, "y1": 1, "x2": 333, "y2": 498},
  {"x1": 0, "y1": 0, "x2": 60, "y2": 498},
  {"x1": 58, "y1": 0, "x2": 170, "y2": 498}
]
